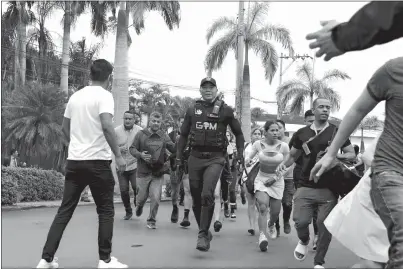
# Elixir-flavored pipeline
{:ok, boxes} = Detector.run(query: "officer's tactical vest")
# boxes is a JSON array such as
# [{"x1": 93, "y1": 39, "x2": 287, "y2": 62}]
[{"x1": 189, "y1": 98, "x2": 228, "y2": 150}]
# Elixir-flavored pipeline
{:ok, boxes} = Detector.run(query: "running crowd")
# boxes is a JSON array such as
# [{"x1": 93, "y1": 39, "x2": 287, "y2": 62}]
[{"x1": 35, "y1": 2, "x2": 402, "y2": 269}]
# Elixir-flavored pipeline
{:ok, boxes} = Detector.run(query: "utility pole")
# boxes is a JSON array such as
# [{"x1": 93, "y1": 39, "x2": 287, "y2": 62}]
[
  {"x1": 276, "y1": 53, "x2": 314, "y2": 119},
  {"x1": 235, "y1": 1, "x2": 244, "y2": 119}
]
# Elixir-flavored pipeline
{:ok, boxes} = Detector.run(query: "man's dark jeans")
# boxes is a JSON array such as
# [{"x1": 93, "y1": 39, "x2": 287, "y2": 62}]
[
  {"x1": 117, "y1": 169, "x2": 137, "y2": 214},
  {"x1": 371, "y1": 171, "x2": 403, "y2": 269},
  {"x1": 42, "y1": 160, "x2": 115, "y2": 261},
  {"x1": 293, "y1": 187, "x2": 337, "y2": 266}
]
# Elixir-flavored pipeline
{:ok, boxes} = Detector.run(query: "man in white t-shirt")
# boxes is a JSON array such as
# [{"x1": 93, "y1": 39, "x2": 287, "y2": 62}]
[{"x1": 36, "y1": 59, "x2": 128, "y2": 269}]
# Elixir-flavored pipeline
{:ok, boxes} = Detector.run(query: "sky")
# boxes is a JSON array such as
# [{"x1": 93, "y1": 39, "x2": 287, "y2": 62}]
[{"x1": 4, "y1": 1, "x2": 403, "y2": 119}]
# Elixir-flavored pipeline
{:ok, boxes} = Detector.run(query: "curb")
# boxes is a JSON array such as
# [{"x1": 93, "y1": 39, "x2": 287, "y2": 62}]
[{"x1": 2, "y1": 197, "x2": 172, "y2": 212}]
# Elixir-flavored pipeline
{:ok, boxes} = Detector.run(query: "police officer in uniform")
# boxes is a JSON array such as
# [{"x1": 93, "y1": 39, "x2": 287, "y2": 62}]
[{"x1": 176, "y1": 77, "x2": 245, "y2": 252}]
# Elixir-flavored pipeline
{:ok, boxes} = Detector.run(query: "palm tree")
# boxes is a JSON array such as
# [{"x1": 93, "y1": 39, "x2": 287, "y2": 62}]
[
  {"x1": 111, "y1": 1, "x2": 181, "y2": 127},
  {"x1": 356, "y1": 116, "x2": 383, "y2": 153},
  {"x1": 204, "y1": 2, "x2": 294, "y2": 142},
  {"x1": 69, "y1": 37, "x2": 101, "y2": 87},
  {"x1": 26, "y1": 2, "x2": 58, "y2": 83},
  {"x1": 276, "y1": 62, "x2": 350, "y2": 116},
  {"x1": 58, "y1": 1, "x2": 86, "y2": 94},
  {"x1": 3, "y1": 1, "x2": 35, "y2": 90},
  {"x1": 2, "y1": 81, "x2": 67, "y2": 162}
]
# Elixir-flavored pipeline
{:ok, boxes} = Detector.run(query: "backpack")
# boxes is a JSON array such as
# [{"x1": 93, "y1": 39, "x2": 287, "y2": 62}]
[{"x1": 141, "y1": 129, "x2": 167, "y2": 170}]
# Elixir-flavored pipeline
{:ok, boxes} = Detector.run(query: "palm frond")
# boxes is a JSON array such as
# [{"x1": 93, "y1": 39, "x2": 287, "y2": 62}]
[
  {"x1": 205, "y1": 16, "x2": 237, "y2": 44},
  {"x1": 296, "y1": 62, "x2": 314, "y2": 86},
  {"x1": 249, "y1": 39, "x2": 278, "y2": 83},
  {"x1": 288, "y1": 93, "x2": 306, "y2": 116},
  {"x1": 321, "y1": 69, "x2": 351, "y2": 83},
  {"x1": 276, "y1": 80, "x2": 310, "y2": 112},
  {"x1": 247, "y1": 2, "x2": 270, "y2": 32},
  {"x1": 90, "y1": 1, "x2": 112, "y2": 37},
  {"x1": 131, "y1": 1, "x2": 180, "y2": 35},
  {"x1": 204, "y1": 29, "x2": 237, "y2": 71},
  {"x1": 249, "y1": 24, "x2": 294, "y2": 55}
]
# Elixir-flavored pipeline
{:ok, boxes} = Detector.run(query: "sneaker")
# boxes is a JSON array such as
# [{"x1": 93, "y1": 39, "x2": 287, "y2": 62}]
[
  {"x1": 230, "y1": 212, "x2": 236, "y2": 219},
  {"x1": 147, "y1": 223, "x2": 157, "y2": 229},
  {"x1": 314, "y1": 265, "x2": 325, "y2": 269},
  {"x1": 180, "y1": 217, "x2": 190, "y2": 227},
  {"x1": 135, "y1": 206, "x2": 143, "y2": 217},
  {"x1": 98, "y1": 257, "x2": 128, "y2": 268},
  {"x1": 213, "y1": 221, "x2": 222, "y2": 232},
  {"x1": 36, "y1": 258, "x2": 59, "y2": 268},
  {"x1": 248, "y1": 229, "x2": 255, "y2": 236},
  {"x1": 123, "y1": 212, "x2": 133, "y2": 220},
  {"x1": 171, "y1": 205, "x2": 179, "y2": 223},
  {"x1": 268, "y1": 225, "x2": 277, "y2": 239},
  {"x1": 258, "y1": 232, "x2": 268, "y2": 252},
  {"x1": 313, "y1": 234, "x2": 318, "y2": 251}
]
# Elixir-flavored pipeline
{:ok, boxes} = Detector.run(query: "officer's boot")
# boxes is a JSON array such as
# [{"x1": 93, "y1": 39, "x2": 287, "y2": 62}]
[
  {"x1": 192, "y1": 206, "x2": 201, "y2": 228},
  {"x1": 196, "y1": 204, "x2": 214, "y2": 252}
]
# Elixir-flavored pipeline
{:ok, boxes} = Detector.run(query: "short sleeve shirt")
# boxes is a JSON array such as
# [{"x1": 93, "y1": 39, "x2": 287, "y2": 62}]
[{"x1": 366, "y1": 57, "x2": 403, "y2": 174}]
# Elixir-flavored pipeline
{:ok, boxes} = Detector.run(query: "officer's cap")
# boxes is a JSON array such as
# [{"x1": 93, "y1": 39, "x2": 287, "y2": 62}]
[{"x1": 200, "y1": 77, "x2": 217, "y2": 87}]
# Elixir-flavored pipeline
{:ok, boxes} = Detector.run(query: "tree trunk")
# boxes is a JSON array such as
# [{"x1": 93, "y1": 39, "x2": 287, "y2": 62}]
[
  {"x1": 60, "y1": 1, "x2": 71, "y2": 94},
  {"x1": 111, "y1": 2, "x2": 129, "y2": 127},
  {"x1": 14, "y1": 22, "x2": 20, "y2": 90},
  {"x1": 235, "y1": 1, "x2": 245, "y2": 118},
  {"x1": 19, "y1": 2, "x2": 27, "y2": 87},
  {"x1": 241, "y1": 43, "x2": 251, "y2": 143}
]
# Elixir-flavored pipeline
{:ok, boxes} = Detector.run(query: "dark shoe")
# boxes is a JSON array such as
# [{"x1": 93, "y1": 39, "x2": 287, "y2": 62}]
[
  {"x1": 284, "y1": 221, "x2": 291, "y2": 234},
  {"x1": 213, "y1": 221, "x2": 222, "y2": 232},
  {"x1": 171, "y1": 205, "x2": 179, "y2": 223},
  {"x1": 147, "y1": 223, "x2": 157, "y2": 229},
  {"x1": 123, "y1": 212, "x2": 133, "y2": 220},
  {"x1": 248, "y1": 229, "x2": 255, "y2": 236},
  {"x1": 135, "y1": 206, "x2": 143, "y2": 217},
  {"x1": 180, "y1": 217, "x2": 191, "y2": 227}
]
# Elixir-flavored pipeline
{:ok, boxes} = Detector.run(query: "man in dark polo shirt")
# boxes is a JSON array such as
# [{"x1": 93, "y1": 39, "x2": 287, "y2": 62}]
[
  {"x1": 277, "y1": 98, "x2": 355, "y2": 268},
  {"x1": 288, "y1": 110, "x2": 320, "y2": 250}
]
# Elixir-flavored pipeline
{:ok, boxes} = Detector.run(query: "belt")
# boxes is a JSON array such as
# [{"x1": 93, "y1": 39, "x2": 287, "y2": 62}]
[{"x1": 190, "y1": 150, "x2": 225, "y2": 159}]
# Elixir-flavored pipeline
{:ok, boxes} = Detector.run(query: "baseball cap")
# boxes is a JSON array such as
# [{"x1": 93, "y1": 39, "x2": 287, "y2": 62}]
[{"x1": 200, "y1": 77, "x2": 217, "y2": 87}]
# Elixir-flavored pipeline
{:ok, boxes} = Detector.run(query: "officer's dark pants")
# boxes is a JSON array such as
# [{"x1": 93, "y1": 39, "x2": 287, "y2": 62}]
[{"x1": 188, "y1": 154, "x2": 226, "y2": 238}]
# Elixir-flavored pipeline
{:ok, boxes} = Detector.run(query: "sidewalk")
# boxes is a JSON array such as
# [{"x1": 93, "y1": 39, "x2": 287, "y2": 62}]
[{"x1": 2, "y1": 196, "x2": 172, "y2": 212}]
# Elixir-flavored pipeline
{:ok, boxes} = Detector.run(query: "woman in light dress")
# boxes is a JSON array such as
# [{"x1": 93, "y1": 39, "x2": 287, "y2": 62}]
[
  {"x1": 241, "y1": 127, "x2": 263, "y2": 235},
  {"x1": 324, "y1": 133, "x2": 387, "y2": 268},
  {"x1": 245, "y1": 121, "x2": 289, "y2": 252}
]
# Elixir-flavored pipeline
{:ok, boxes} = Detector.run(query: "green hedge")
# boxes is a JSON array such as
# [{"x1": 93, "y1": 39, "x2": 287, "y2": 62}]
[{"x1": 1, "y1": 166, "x2": 64, "y2": 205}]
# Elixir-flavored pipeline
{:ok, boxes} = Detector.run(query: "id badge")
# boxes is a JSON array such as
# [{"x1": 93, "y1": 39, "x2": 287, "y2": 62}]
[{"x1": 302, "y1": 143, "x2": 311, "y2": 155}]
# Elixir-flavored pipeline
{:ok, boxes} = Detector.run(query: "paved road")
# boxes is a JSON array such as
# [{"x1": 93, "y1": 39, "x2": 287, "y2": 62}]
[{"x1": 2, "y1": 202, "x2": 358, "y2": 268}]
